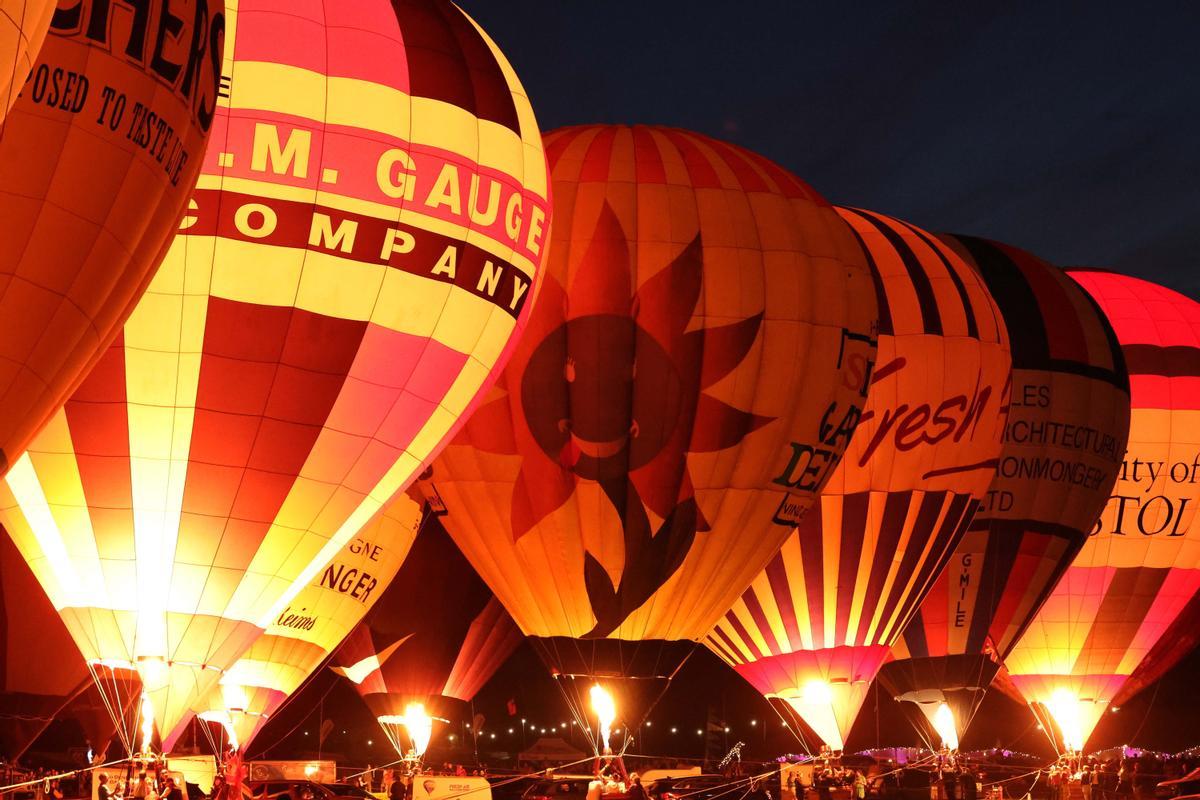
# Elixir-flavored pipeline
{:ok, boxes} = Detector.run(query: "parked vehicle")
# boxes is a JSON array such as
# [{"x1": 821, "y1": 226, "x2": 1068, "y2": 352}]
[
  {"x1": 245, "y1": 781, "x2": 364, "y2": 800},
  {"x1": 1157, "y1": 771, "x2": 1200, "y2": 800},
  {"x1": 656, "y1": 775, "x2": 770, "y2": 800},
  {"x1": 321, "y1": 785, "x2": 378, "y2": 800},
  {"x1": 522, "y1": 777, "x2": 595, "y2": 800}
]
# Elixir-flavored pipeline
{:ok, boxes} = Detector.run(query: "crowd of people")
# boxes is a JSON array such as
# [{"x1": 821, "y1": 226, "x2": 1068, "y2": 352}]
[
  {"x1": 1041, "y1": 754, "x2": 1196, "y2": 800},
  {"x1": 92, "y1": 770, "x2": 186, "y2": 800}
]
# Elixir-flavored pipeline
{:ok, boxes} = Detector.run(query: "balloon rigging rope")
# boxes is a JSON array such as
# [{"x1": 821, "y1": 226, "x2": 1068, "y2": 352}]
[
  {"x1": 0, "y1": 755, "x2": 135, "y2": 792},
  {"x1": 764, "y1": 697, "x2": 812, "y2": 756},
  {"x1": 1126, "y1": 679, "x2": 1162, "y2": 748},
  {"x1": 196, "y1": 716, "x2": 229, "y2": 760},
  {"x1": 87, "y1": 663, "x2": 134, "y2": 758},
  {"x1": 540, "y1": 638, "x2": 602, "y2": 757}
]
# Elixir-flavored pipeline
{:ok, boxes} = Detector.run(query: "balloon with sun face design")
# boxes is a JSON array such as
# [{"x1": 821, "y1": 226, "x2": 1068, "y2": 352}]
[{"x1": 416, "y1": 125, "x2": 878, "y2": 744}]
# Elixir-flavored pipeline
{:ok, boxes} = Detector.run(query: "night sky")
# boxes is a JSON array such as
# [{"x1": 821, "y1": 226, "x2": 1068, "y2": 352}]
[
  {"x1": 458, "y1": 1, "x2": 1200, "y2": 299},
  {"x1": 31, "y1": 2, "x2": 1200, "y2": 767}
]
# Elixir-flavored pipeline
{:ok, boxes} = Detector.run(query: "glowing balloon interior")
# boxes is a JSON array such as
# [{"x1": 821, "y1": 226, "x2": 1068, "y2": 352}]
[
  {"x1": 709, "y1": 211, "x2": 1012, "y2": 752},
  {"x1": 0, "y1": 0, "x2": 548, "y2": 749},
  {"x1": 882, "y1": 237, "x2": 1131, "y2": 749},
  {"x1": 1004, "y1": 269, "x2": 1198, "y2": 753}
]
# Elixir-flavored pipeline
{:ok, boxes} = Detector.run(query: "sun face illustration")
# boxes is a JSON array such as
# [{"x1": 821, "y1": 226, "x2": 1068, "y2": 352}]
[
  {"x1": 523, "y1": 314, "x2": 683, "y2": 480},
  {"x1": 456, "y1": 202, "x2": 772, "y2": 636}
]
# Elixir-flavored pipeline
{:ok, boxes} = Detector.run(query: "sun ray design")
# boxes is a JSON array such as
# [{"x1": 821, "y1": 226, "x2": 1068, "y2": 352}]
[{"x1": 456, "y1": 201, "x2": 772, "y2": 637}]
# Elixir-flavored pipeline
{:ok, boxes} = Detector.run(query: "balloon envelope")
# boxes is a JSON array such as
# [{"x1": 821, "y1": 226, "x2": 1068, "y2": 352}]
[
  {"x1": 881, "y1": 239, "x2": 1132, "y2": 749},
  {"x1": 1002, "y1": 268, "x2": 1196, "y2": 752},
  {"x1": 0, "y1": 0, "x2": 548, "y2": 748},
  {"x1": 708, "y1": 211, "x2": 1011, "y2": 752},
  {"x1": 420, "y1": 124, "x2": 878, "y2": 748},
  {"x1": 0, "y1": 0, "x2": 222, "y2": 476}
]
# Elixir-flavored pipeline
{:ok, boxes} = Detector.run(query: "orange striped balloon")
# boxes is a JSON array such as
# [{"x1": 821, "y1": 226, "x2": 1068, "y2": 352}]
[
  {"x1": 881, "y1": 239, "x2": 1132, "y2": 750},
  {"x1": 708, "y1": 210, "x2": 1011, "y2": 752},
  {"x1": 0, "y1": 0, "x2": 548, "y2": 748}
]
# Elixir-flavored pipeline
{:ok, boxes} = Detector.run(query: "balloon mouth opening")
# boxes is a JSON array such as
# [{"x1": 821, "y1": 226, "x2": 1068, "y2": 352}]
[
  {"x1": 781, "y1": 680, "x2": 848, "y2": 753},
  {"x1": 197, "y1": 710, "x2": 240, "y2": 752},
  {"x1": 1041, "y1": 688, "x2": 1107, "y2": 754},
  {"x1": 590, "y1": 683, "x2": 617, "y2": 754},
  {"x1": 931, "y1": 703, "x2": 959, "y2": 751},
  {"x1": 379, "y1": 702, "x2": 437, "y2": 757}
]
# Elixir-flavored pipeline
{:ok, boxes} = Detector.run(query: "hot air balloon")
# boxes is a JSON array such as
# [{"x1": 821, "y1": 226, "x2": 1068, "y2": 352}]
[
  {"x1": 333, "y1": 516, "x2": 523, "y2": 759},
  {"x1": 420, "y1": 125, "x2": 881, "y2": 760},
  {"x1": 878, "y1": 242, "x2": 1132, "y2": 751},
  {"x1": 0, "y1": 0, "x2": 223, "y2": 477},
  {"x1": 706, "y1": 211, "x2": 1012, "y2": 753},
  {"x1": 0, "y1": 0, "x2": 54, "y2": 122},
  {"x1": 0, "y1": 529, "x2": 90, "y2": 759},
  {"x1": 0, "y1": 0, "x2": 549, "y2": 753},
  {"x1": 173, "y1": 493, "x2": 422, "y2": 752},
  {"x1": 998, "y1": 268, "x2": 1196, "y2": 754}
]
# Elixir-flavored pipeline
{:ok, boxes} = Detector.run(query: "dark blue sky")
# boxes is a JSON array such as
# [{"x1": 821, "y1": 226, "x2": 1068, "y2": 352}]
[{"x1": 459, "y1": 2, "x2": 1200, "y2": 298}]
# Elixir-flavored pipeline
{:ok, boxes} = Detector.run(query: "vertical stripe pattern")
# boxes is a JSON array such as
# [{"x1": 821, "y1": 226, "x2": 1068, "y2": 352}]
[
  {"x1": 180, "y1": 494, "x2": 421, "y2": 751},
  {"x1": 706, "y1": 211, "x2": 1011, "y2": 749},
  {"x1": 885, "y1": 239, "x2": 1131, "y2": 748}
]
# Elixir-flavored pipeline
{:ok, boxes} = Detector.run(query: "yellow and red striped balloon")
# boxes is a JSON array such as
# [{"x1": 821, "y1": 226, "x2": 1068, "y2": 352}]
[
  {"x1": 708, "y1": 211, "x2": 1011, "y2": 752},
  {"x1": 0, "y1": 0, "x2": 548, "y2": 748},
  {"x1": 333, "y1": 516, "x2": 523, "y2": 758}
]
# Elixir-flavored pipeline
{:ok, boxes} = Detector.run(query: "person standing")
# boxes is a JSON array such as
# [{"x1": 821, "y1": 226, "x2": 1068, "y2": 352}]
[
  {"x1": 962, "y1": 769, "x2": 977, "y2": 800},
  {"x1": 628, "y1": 775, "x2": 648, "y2": 800},
  {"x1": 945, "y1": 768, "x2": 960, "y2": 800},
  {"x1": 815, "y1": 768, "x2": 832, "y2": 800},
  {"x1": 98, "y1": 774, "x2": 113, "y2": 800},
  {"x1": 162, "y1": 778, "x2": 183, "y2": 800},
  {"x1": 853, "y1": 771, "x2": 867, "y2": 800},
  {"x1": 132, "y1": 773, "x2": 151, "y2": 800}
]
